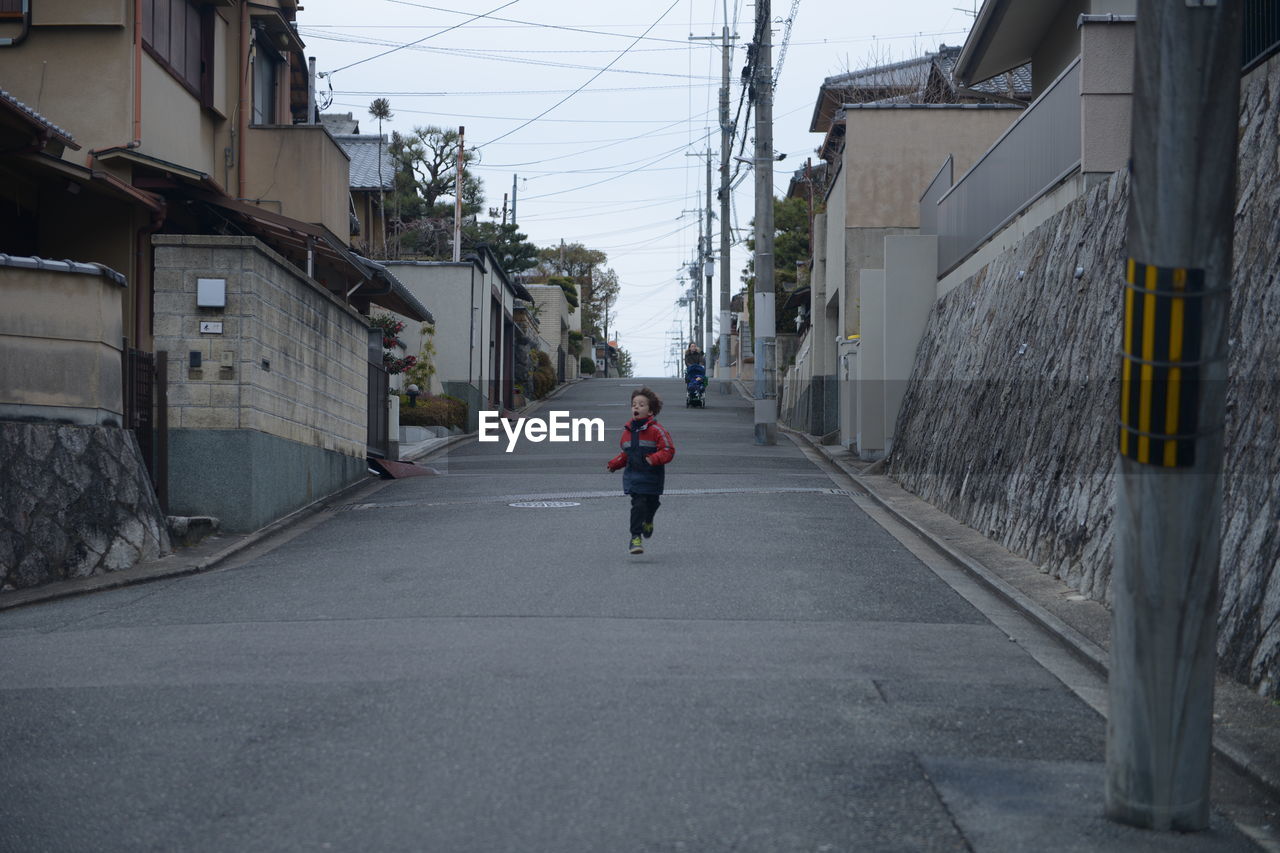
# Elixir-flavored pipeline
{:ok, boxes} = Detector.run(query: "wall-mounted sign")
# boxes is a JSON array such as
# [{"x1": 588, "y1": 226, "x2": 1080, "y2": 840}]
[{"x1": 200, "y1": 321, "x2": 224, "y2": 334}]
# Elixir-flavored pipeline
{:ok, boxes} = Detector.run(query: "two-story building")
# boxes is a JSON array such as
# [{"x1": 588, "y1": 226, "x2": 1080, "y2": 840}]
[{"x1": 0, "y1": 0, "x2": 430, "y2": 542}]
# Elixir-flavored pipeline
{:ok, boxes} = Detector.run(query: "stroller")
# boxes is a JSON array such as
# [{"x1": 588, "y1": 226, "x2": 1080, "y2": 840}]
[{"x1": 685, "y1": 362, "x2": 707, "y2": 408}]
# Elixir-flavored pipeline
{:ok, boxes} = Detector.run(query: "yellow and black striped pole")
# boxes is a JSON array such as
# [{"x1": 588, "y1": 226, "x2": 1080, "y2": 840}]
[
  {"x1": 1119, "y1": 260, "x2": 1205, "y2": 468},
  {"x1": 1107, "y1": 0, "x2": 1241, "y2": 833}
]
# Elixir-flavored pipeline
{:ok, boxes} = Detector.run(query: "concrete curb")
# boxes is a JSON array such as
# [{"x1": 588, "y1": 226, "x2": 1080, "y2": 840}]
[
  {"x1": 1, "y1": 380, "x2": 595, "y2": 612},
  {"x1": 781, "y1": 424, "x2": 1280, "y2": 806},
  {"x1": 0, "y1": 473, "x2": 389, "y2": 612}
]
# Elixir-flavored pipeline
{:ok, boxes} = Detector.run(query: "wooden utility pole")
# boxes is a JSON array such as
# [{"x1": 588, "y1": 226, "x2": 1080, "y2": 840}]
[
  {"x1": 1107, "y1": 0, "x2": 1242, "y2": 832},
  {"x1": 751, "y1": 0, "x2": 776, "y2": 444},
  {"x1": 453, "y1": 126, "x2": 465, "y2": 262}
]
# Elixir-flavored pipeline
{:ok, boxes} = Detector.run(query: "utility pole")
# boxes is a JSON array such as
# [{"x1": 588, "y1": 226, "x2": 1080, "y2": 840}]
[
  {"x1": 704, "y1": 148, "x2": 715, "y2": 360},
  {"x1": 718, "y1": 21, "x2": 733, "y2": 388},
  {"x1": 453, "y1": 125, "x2": 465, "y2": 262},
  {"x1": 692, "y1": 21, "x2": 738, "y2": 388},
  {"x1": 511, "y1": 174, "x2": 518, "y2": 225},
  {"x1": 602, "y1": 300, "x2": 610, "y2": 378},
  {"x1": 751, "y1": 0, "x2": 776, "y2": 444},
  {"x1": 1107, "y1": 0, "x2": 1242, "y2": 832}
]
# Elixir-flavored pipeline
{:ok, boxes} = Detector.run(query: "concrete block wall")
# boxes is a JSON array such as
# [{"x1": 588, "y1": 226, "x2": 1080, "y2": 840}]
[
  {"x1": 152, "y1": 235, "x2": 370, "y2": 531},
  {"x1": 153, "y1": 236, "x2": 366, "y2": 457}
]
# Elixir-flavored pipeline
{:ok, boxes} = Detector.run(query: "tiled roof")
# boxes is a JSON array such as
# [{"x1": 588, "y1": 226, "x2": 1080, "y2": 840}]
[
  {"x1": 819, "y1": 53, "x2": 934, "y2": 92},
  {"x1": 333, "y1": 134, "x2": 395, "y2": 190},
  {"x1": 933, "y1": 46, "x2": 1032, "y2": 99},
  {"x1": 0, "y1": 87, "x2": 78, "y2": 149},
  {"x1": 320, "y1": 112, "x2": 359, "y2": 134}
]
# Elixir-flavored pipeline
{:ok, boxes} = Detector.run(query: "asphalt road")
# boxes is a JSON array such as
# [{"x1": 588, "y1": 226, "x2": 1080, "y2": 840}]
[{"x1": 0, "y1": 378, "x2": 1260, "y2": 851}]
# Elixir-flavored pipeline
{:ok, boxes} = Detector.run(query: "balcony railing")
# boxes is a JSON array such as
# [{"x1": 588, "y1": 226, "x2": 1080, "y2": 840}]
[
  {"x1": 933, "y1": 58, "x2": 1082, "y2": 276},
  {"x1": 1244, "y1": 0, "x2": 1280, "y2": 71}
]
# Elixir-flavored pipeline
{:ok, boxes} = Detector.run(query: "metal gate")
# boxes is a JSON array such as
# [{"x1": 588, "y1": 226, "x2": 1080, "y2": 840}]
[
  {"x1": 123, "y1": 347, "x2": 169, "y2": 511},
  {"x1": 367, "y1": 364, "x2": 390, "y2": 459},
  {"x1": 124, "y1": 347, "x2": 155, "y2": 474}
]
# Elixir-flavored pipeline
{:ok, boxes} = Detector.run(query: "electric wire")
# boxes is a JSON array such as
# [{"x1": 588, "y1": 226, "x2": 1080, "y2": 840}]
[
  {"x1": 324, "y1": 0, "x2": 520, "y2": 75},
  {"x1": 477, "y1": 0, "x2": 684, "y2": 148},
  {"x1": 381, "y1": 0, "x2": 697, "y2": 46}
]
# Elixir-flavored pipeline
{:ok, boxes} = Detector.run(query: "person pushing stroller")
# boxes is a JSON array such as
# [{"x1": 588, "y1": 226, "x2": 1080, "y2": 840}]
[
  {"x1": 606, "y1": 387, "x2": 675, "y2": 555},
  {"x1": 684, "y1": 343, "x2": 707, "y2": 407}
]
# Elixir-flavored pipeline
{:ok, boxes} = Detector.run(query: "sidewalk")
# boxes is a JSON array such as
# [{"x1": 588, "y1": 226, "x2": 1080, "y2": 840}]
[
  {"x1": 0, "y1": 378, "x2": 592, "y2": 613},
  {"x1": 783, "y1": 427, "x2": 1280, "y2": 812}
]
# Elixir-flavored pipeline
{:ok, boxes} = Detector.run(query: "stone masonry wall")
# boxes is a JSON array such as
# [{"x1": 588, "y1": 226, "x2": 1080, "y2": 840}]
[
  {"x1": 0, "y1": 424, "x2": 170, "y2": 590},
  {"x1": 153, "y1": 236, "x2": 367, "y2": 458},
  {"x1": 889, "y1": 57, "x2": 1280, "y2": 696}
]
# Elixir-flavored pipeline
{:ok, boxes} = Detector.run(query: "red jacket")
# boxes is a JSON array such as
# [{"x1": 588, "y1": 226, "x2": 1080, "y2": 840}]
[{"x1": 607, "y1": 416, "x2": 675, "y2": 494}]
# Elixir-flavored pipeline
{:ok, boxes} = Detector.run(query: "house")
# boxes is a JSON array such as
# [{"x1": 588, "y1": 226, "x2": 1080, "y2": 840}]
[
  {"x1": 0, "y1": 88, "x2": 171, "y2": 589},
  {"x1": 524, "y1": 283, "x2": 581, "y2": 383},
  {"x1": 788, "y1": 43, "x2": 1025, "y2": 454},
  {"x1": 331, "y1": 131, "x2": 395, "y2": 257},
  {"x1": 385, "y1": 245, "x2": 531, "y2": 427},
  {"x1": 0, "y1": 0, "x2": 430, "y2": 538}
]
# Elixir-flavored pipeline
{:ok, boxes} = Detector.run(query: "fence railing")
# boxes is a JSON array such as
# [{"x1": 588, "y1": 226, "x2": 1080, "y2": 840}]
[
  {"x1": 1244, "y1": 0, "x2": 1280, "y2": 71},
  {"x1": 918, "y1": 156, "x2": 952, "y2": 237},
  {"x1": 934, "y1": 58, "x2": 1082, "y2": 275}
]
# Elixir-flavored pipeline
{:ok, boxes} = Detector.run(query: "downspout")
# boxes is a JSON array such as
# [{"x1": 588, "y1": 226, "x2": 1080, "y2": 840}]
[
  {"x1": 86, "y1": 0, "x2": 144, "y2": 164},
  {"x1": 0, "y1": 0, "x2": 31, "y2": 47},
  {"x1": 237, "y1": 1, "x2": 249, "y2": 199}
]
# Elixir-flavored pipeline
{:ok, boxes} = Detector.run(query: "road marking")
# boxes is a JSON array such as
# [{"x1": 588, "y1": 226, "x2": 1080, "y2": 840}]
[{"x1": 331, "y1": 486, "x2": 849, "y2": 512}]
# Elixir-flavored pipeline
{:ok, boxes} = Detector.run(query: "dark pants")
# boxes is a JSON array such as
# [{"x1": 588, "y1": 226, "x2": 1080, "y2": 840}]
[{"x1": 629, "y1": 493, "x2": 661, "y2": 536}]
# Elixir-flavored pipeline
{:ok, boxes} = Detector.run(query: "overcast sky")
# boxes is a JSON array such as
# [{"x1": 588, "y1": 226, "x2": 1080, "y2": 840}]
[{"x1": 295, "y1": 1, "x2": 978, "y2": 376}]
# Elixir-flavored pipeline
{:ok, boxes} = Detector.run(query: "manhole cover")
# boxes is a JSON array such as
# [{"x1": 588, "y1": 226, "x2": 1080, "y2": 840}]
[{"x1": 508, "y1": 500, "x2": 581, "y2": 508}]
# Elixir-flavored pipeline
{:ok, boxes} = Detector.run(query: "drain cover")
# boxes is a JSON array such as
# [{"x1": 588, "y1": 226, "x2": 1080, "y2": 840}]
[{"x1": 508, "y1": 500, "x2": 581, "y2": 508}]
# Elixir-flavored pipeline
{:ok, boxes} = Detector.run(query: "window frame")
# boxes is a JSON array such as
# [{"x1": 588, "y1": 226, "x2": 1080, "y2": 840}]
[
  {"x1": 141, "y1": 0, "x2": 214, "y2": 110},
  {"x1": 250, "y1": 28, "x2": 284, "y2": 126}
]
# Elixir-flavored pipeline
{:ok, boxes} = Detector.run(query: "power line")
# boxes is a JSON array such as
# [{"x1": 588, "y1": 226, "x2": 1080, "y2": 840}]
[
  {"x1": 332, "y1": 85, "x2": 711, "y2": 96},
  {"x1": 479, "y1": 114, "x2": 713, "y2": 168},
  {"x1": 324, "y1": 0, "x2": 519, "y2": 75},
  {"x1": 328, "y1": 101, "x2": 700, "y2": 124},
  {"x1": 478, "y1": 0, "x2": 684, "y2": 148},
  {"x1": 380, "y1": 0, "x2": 695, "y2": 46},
  {"x1": 305, "y1": 31, "x2": 716, "y2": 79}
]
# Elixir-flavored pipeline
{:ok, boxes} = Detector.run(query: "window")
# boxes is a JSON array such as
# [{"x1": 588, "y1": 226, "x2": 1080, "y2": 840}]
[
  {"x1": 142, "y1": 0, "x2": 212, "y2": 106},
  {"x1": 251, "y1": 30, "x2": 283, "y2": 125}
]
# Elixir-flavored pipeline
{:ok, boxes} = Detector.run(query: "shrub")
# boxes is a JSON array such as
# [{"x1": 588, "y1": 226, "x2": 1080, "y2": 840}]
[
  {"x1": 529, "y1": 350, "x2": 556, "y2": 399},
  {"x1": 580, "y1": 355, "x2": 596, "y2": 375},
  {"x1": 398, "y1": 393, "x2": 467, "y2": 430}
]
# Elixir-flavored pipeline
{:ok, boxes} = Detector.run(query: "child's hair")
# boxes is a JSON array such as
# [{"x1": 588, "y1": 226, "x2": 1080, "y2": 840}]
[{"x1": 631, "y1": 386, "x2": 662, "y2": 416}]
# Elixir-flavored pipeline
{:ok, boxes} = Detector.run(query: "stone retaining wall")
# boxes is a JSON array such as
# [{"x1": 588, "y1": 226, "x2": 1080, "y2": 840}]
[
  {"x1": 0, "y1": 424, "x2": 170, "y2": 590},
  {"x1": 889, "y1": 57, "x2": 1280, "y2": 696}
]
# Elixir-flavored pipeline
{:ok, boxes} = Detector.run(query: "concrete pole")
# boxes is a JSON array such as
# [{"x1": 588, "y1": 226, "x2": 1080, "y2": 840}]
[
  {"x1": 752, "y1": 0, "x2": 776, "y2": 445},
  {"x1": 1107, "y1": 0, "x2": 1242, "y2": 832},
  {"x1": 453, "y1": 126, "x2": 464, "y2": 263},
  {"x1": 705, "y1": 149, "x2": 715, "y2": 359},
  {"x1": 511, "y1": 173, "x2": 518, "y2": 225},
  {"x1": 718, "y1": 24, "x2": 732, "y2": 388}
]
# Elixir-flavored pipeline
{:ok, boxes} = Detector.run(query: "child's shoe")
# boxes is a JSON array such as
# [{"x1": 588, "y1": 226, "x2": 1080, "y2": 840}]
[
  {"x1": 642, "y1": 522, "x2": 654, "y2": 539},
  {"x1": 629, "y1": 537, "x2": 644, "y2": 554}
]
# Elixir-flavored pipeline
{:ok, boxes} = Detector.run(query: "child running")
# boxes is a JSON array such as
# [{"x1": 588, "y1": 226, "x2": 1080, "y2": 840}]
[{"x1": 606, "y1": 387, "x2": 676, "y2": 554}]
